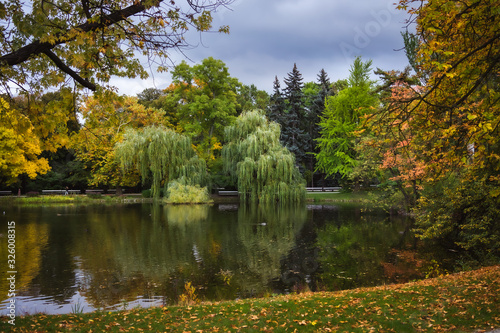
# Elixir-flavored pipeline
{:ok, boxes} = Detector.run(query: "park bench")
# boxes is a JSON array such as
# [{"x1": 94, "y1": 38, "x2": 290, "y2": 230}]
[
  {"x1": 42, "y1": 190, "x2": 80, "y2": 195},
  {"x1": 85, "y1": 189, "x2": 103, "y2": 195},
  {"x1": 218, "y1": 190, "x2": 239, "y2": 196},
  {"x1": 306, "y1": 187, "x2": 341, "y2": 192},
  {"x1": 0, "y1": 190, "x2": 12, "y2": 196}
]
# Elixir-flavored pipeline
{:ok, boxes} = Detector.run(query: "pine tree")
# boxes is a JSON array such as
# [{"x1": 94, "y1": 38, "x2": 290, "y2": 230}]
[
  {"x1": 267, "y1": 76, "x2": 286, "y2": 124},
  {"x1": 282, "y1": 64, "x2": 308, "y2": 171},
  {"x1": 306, "y1": 69, "x2": 332, "y2": 186}
]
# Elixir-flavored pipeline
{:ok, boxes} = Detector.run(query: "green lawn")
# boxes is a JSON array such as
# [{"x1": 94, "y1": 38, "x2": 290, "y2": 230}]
[
  {"x1": 3, "y1": 266, "x2": 500, "y2": 332},
  {"x1": 0, "y1": 190, "x2": 374, "y2": 205},
  {"x1": 0, "y1": 194, "x2": 152, "y2": 206},
  {"x1": 306, "y1": 190, "x2": 373, "y2": 202}
]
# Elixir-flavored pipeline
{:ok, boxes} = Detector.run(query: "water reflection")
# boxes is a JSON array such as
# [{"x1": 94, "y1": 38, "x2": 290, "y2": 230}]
[
  {"x1": 0, "y1": 202, "x2": 428, "y2": 315},
  {"x1": 315, "y1": 209, "x2": 413, "y2": 290},
  {"x1": 0, "y1": 222, "x2": 49, "y2": 299}
]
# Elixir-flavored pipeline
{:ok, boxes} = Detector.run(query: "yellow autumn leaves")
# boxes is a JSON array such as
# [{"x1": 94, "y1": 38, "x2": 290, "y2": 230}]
[{"x1": 0, "y1": 98, "x2": 50, "y2": 184}]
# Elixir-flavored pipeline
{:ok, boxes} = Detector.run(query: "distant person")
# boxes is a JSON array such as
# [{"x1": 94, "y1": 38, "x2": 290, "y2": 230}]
[{"x1": 65, "y1": 187, "x2": 69, "y2": 195}]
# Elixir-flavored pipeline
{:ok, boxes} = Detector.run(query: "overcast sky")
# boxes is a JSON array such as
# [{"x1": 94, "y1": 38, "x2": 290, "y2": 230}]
[{"x1": 111, "y1": 0, "x2": 413, "y2": 95}]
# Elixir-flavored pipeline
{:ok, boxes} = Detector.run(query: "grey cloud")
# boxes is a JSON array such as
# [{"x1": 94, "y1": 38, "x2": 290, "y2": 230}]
[{"x1": 120, "y1": 0, "x2": 412, "y2": 95}]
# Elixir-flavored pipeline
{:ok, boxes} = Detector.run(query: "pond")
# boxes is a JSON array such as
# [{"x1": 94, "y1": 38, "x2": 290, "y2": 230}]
[{"x1": 0, "y1": 202, "x2": 440, "y2": 315}]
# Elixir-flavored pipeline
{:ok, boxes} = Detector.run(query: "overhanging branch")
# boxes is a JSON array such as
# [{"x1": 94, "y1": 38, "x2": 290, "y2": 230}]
[
  {"x1": 42, "y1": 49, "x2": 96, "y2": 91},
  {"x1": 0, "y1": 1, "x2": 160, "y2": 67}
]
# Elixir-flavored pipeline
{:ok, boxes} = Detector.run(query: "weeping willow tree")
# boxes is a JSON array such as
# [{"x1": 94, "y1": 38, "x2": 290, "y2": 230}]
[
  {"x1": 223, "y1": 110, "x2": 305, "y2": 203},
  {"x1": 115, "y1": 126, "x2": 207, "y2": 199}
]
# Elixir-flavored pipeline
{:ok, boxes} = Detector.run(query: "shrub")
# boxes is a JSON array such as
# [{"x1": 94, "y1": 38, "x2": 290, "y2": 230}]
[
  {"x1": 164, "y1": 181, "x2": 212, "y2": 204},
  {"x1": 414, "y1": 176, "x2": 500, "y2": 260},
  {"x1": 142, "y1": 189, "x2": 152, "y2": 198}
]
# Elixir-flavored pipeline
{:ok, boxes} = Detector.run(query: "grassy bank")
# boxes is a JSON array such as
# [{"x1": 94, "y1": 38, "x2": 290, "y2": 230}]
[
  {"x1": 0, "y1": 194, "x2": 153, "y2": 205},
  {"x1": 0, "y1": 190, "x2": 374, "y2": 205},
  {"x1": 306, "y1": 190, "x2": 373, "y2": 203},
  {"x1": 3, "y1": 266, "x2": 499, "y2": 332}
]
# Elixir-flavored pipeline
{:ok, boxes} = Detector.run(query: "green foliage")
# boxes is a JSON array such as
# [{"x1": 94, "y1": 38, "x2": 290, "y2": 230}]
[
  {"x1": 168, "y1": 57, "x2": 240, "y2": 161},
  {"x1": 165, "y1": 180, "x2": 213, "y2": 204},
  {"x1": 236, "y1": 84, "x2": 269, "y2": 112},
  {"x1": 0, "y1": 0, "x2": 229, "y2": 94},
  {"x1": 281, "y1": 64, "x2": 308, "y2": 170},
  {"x1": 414, "y1": 175, "x2": 500, "y2": 258},
  {"x1": 316, "y1": 57, "x2": 378, "y2": 186},
  {"x1": 401, "y1": 31, "x2": 421, "y2": 76},
  {"x1": 141, "y1": 189, "x2": 153, "y2": 198},
  {"x1": 222, "y1": 110, "x2": 305, "y2": 204},
  {"x1": 267, "y1": 76, "x2": 286, "y2": 124},
  {"x1": 301, "y1": 70, "x2": 333, "y2": 185},
  {"x1": 137, "y1": 88, "x2": 164, "y2": 107},
  {"x1": 115, "y1": 126, "x2": 207, "y2": 199},
  {"x1": 24, "y1": 148, "x2": 89, "y2": 192}
]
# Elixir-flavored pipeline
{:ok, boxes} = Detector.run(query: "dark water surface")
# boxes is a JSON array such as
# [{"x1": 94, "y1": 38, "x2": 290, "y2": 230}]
[{"x1": 0, "y1": 202, "x2": 433, "y2": 315}]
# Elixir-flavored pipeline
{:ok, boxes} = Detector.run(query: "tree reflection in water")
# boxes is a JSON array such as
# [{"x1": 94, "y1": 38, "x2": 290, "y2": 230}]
[{"x1": 0, "y1": 203, "x2": 432, "y2": 315}]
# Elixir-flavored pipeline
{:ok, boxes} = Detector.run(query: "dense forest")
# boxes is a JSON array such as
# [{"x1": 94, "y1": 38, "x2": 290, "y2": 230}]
[{"x1": 1, "y1": 0, "x2": 499, "y2": 260}]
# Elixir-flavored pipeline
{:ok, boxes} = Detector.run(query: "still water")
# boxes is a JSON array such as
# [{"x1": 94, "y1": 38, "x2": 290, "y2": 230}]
[{"x1": 0, "y1": 202, "x2": 428, "y2": 315}]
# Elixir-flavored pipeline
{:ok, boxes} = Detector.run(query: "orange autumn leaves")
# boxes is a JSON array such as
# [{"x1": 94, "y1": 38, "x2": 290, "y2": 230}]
[
  {"x1": 7, "y1": 265, "x2": 500, "y2": 332},
  {"x1": 387, "y1": 0, "x2": 500, "y2": 183},
  {"x1": 366, "y1": 0, "x2": 500, "y2": 194}
]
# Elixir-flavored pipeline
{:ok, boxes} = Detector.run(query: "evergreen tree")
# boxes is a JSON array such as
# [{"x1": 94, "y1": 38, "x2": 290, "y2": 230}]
[
  {"x1": 308, "y1": 70, "x2": 332, "y2": 149},
  {"x1": 137, "y1": 88, "x2": 164, "y2": 108},
  {"x1": 267, "y1": 76, "x2": 286, "y2": 124},
  {"x1": 304, "y1": 69, "x2": 332, "y2": 186},
  {"x1": 282, "y1": 64, "x2": 308, "y2": 171}
]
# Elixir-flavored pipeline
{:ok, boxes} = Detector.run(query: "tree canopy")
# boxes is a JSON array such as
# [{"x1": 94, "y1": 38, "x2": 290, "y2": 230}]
[
  {"x1": 0, "y1": 0, "x2": 231, "y2": 95},
  {"x1": 0, "y1": 97, "x2": 50, "y2": 184},
  {"x1": 115, "y1": 126, "x2": 207, "y2": 199},
  {"x1": 365, "y1": 0, "x2": 500, "y2": 255},
  {"x1": 316, "y1": 57, "x2": 378, "y2": 182},
  {"x1": 70, "y1": 93, "x2": 169, "y2": 190},
  {"x1": 166, "y1": 57, "x2": 240, "y2": 161},
  {"x1": 222, "y1": 110, "x2": 305, "y2": 204}
]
